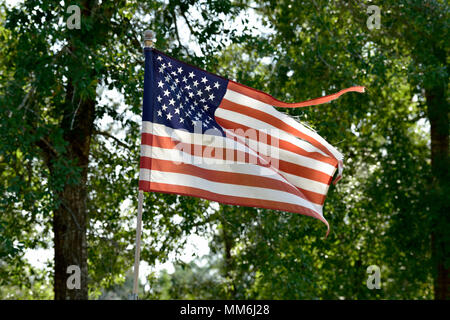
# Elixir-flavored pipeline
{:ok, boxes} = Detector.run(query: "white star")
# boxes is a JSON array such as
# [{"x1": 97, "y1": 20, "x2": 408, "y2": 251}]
[
  {"x1": 193, "y1": 80, "x2": 199, "y2": 87},
  {"x1": 185, "y1": 85, "x2": 191, "y2": 91},
  {"x1": 197, "y1": 89, "x2": 203, "y2": 96},
  {"x1": 174, "y1": 108, "x2": 180, "y2": 114},
  {"x1": 177, "y1": 67, "x2": 183, "y2": 74},
  {"x1": 188, "y1": 92, "x2": 194, "y2": 98},
  {"x1": 159, "y1": 66, "x2": 164, "y2": 73},
  {"x1": 157, "y1": 110, "x2": 162, "y2": 117},
  {"x1": 213, "y1": 82, "x2": 220, "y2": 89},
  {"x1": 188, "y1": 71, "x2": 195, "y2": 79},
  {"x1": 200, "y1": 98, "x2": 206, "y2": 103},
  {"x1": 201, "y1": 77, "x2": 208, "y2": 84},
  {"x1": 161, "y1": 104, "x2": 168, "y2": 111},
  {"x1": 163, "y1": 89, "x2": 170, "y2": 97},
  {"x1": 182, "y1": 76, "x2": 188, "y2": 83},
  {"x1": 179, "y1": 103, "x2": 184, "y2": 109},
  {"x1": 205, "y1": 85, "x2": 211, "y2": 92},
  {"x1": 165, "y1": 75, "x2": 171, "y2": 82},
  {"x1": 175, "y1": 78, "x2": 179, "y2": 84},
  {"x1": 208, "y1": 93, "x2": 215, "y2": 100},
  {"x1": 158, "y1": 80, "x2": 164, "y2": 88},
  {"x1": 176, "y1": 93, "x2": 181, "y2": 100},
  {"x1": 203, "y1": 105, "x2": 209, "y2": 111},
  {"x1": 170, "y1": 84, "x2": 176, "y2": 91},
  {"x1": 179, "y1": 117, "x2": 184, "y2": 123},
  {"x1": 171, "y1": 71, "x2": 177, "y2": 77},
  {"x1": 157, "y1": 95, "x2": 162, "y2": 102},
  {"x1": 167, "y1": 62, "x2": 172, "y2": 68},
  {"x1": 156, "y1": 56, "x2": 163, "y2": 61},
  {"x1": 166, "y1": 113, "x2": 172, "y2": 120},
  {"x1": 168, "y1": 98, "x2": 175, "y2": 106}
]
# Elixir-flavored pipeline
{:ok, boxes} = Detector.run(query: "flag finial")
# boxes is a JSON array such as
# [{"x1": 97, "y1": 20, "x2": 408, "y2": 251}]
[{"x1": 144, "y1": 30, "x2": 155, "y2": 48}]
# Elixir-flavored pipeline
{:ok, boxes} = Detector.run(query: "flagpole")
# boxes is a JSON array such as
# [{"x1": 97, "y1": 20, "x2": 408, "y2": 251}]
[
  {"x1": 131, "y1": 190, "x2": 144, "y2": 299},
  {"x1": 130, "y1": 30, "x2": 155, "y2": 300}
]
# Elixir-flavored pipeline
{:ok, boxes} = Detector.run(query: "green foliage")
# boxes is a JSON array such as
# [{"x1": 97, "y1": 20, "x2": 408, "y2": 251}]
[
  {"x1": 0, "y1": 0, "x2": 448, "y2": 300},
  {"x1": 146, "y1": 256, "x2": 227, "y2": 300},
  {"x1": 0, "y1": 0, "x2": 253, "y2": 299}
]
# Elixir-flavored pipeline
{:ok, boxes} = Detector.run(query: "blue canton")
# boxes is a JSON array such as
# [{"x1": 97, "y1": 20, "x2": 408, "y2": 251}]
[{"x1": 144, "y1": 49, "x2": 229, "y2": 136}]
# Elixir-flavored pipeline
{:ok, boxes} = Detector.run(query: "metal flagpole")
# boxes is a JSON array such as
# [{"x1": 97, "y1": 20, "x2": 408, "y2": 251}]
[
  {"x1": 131, "y1": 190, "x2": 144, "y2": 299},
  {"x1": 130, "y1": 30, "x2": 155, "y2": 300}
]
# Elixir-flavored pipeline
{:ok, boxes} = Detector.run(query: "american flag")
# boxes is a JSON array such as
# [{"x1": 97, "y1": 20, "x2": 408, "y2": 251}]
[{"x1": 139, "y1": 48, "x2": 364, "y2": 235}]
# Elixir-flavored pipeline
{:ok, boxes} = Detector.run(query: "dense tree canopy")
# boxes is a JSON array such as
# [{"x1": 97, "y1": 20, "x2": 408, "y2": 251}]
[{"x1": 0, "y1": 0, "x2": 448, "y2": 299}]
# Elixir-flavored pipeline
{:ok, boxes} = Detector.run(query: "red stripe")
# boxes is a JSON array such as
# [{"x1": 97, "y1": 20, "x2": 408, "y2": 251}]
[
  {"x1": 277, "y1": 138, "x2": 337, "y2": 166},
  {"x1": 218, "y1": 98, "x2": 335, "y2": 158},
  {"x1": 141, "y1": 130, "x2": 154, "y2": 190},
  {"x1": 223, "y1": 130, "x2": 332, "y2": 184},
  {"x1": 140, "y1": 157, "x2": 325, "y2": 205},
  {"x1": 215, "y1": 115, "x2": 337, "y2": 166},
  {"x1": 228, "y1": 80, "x2": 365, "y2": 108},
  {"x1": 276, "y1": 161, "x2": 332, "y2": 185},
  {"x1": 222, "y1": 124, "x2": 337, "y2": 166},
  {"x1": 142, "y1": 133, "x2": 333, "y2": 187},
  {"x1": 142, "y1": 132, "x2": 270, "y2": 166},
  {"x1": 138, "y1": 180, "x2": 329, "y2": 233}
]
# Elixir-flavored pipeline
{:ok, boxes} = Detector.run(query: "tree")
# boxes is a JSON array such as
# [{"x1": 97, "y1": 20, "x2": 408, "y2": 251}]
[
  {"x1": 1, "y1": 0, "x2": 447, "y2": 300},
  {"x1": 0, "y1": 0, "x2": 249, "y2": 299},
  {"x1": 200, "y1": 0, "x2": 447, "y2": 299}
]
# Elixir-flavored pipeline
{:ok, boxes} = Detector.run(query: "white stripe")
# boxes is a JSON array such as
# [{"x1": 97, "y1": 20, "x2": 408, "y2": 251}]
[
  {"x1": 139, "y1": 121, "x2": 153, "y2": 184},
  {"x1": 223, "y1": 89, "x2": 343, "y2": 161},
  {"x1": 140, "y1": 169, "x2": 323, "y2": 215},
  {"x1": 142, "y1": 145, "x2": 288, "y2": 184},
  {"x1": 215, "y1": 107, "x2": 330, "y2": 158},
  {"x1": 279, "y1": 171, "x2": 332, "y2": 195},
  {"x1": 143, "y1": 121, "x2": 335, "y2": 177},
  {"x1": 143, "y1": 121, "x2": 271, "y2": 162},
  {"x1": 216, "y1": 112, "x2": 337, "y2": 192},
  {"x1": 142, "y1": 144, "x2": 330, "y2": 196},
  {"x1": 141, "y1": 122, "x2": 331, "y2": 195},
  {"x1": 224, "y1": 130, "x2": 332, "y2": 194},
  {"x1": 223, "y1": 129, "x2": 336, "y2": 176},
  {"x1": 143, "y1": 147, "x2": 328, "y2": 204},
  {"x1": 215, "y1": 106, "x2": 336, "y2": 166}
]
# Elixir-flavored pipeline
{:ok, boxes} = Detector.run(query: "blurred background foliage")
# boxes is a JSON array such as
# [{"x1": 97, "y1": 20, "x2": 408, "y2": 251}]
[{"x1": 0, "y1": 0, "x2": 448, "y2": 299}]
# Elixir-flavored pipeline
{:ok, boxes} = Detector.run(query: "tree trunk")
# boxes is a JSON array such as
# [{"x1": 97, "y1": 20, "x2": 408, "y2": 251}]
[
  {"x1": 52, "y1": 96, "x2": 95, "y2": 299},
  {"x1": 426, "y1": 85, "x2": 449, "y2": 300},
  {"x1": 220, "y1": 207, "x2": 236, "y2": 298},
  {"x1": 53, "y1": 184, "x2": 89, "y2": 299}
]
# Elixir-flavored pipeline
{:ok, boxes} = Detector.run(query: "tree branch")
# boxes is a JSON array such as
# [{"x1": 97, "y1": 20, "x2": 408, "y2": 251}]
[
  {"x1": 171, "y1": 8, "x2": 190, "y2": 56},
  {"x1": 179, "y1": 9, "x2": 203, "y2": 57},
  {"x1": 94, "y1": 130, "x2": 130, "y2": 149}
]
